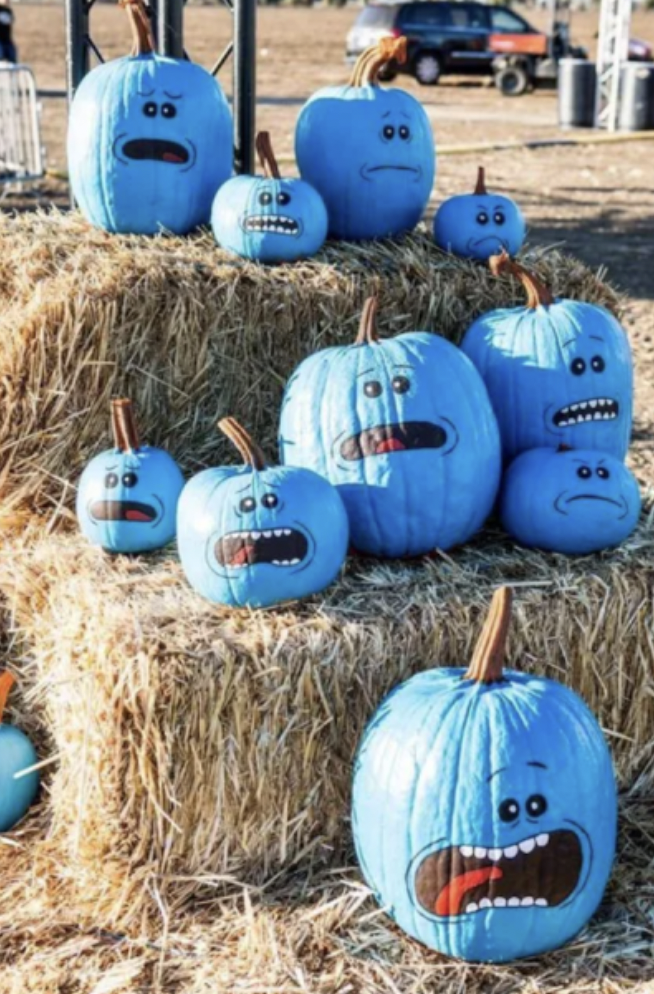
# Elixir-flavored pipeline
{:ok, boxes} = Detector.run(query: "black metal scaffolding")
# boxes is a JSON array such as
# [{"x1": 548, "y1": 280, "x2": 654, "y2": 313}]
[{"x1": 64, "y1": 0, "x2": 256, "y2": 174}]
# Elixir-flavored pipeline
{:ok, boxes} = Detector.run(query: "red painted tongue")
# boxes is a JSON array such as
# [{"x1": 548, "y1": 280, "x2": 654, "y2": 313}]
[
  {"x1": 125, "y1": 509, "x2": 152, "y2": 522},
  {"x1": 163, "y1": 152, "x2": 183, "y2": 163},
  {"x1": 435, "y1": 866, "x2": 503, "y2": 917},
  {"x1": 376, "y1": 438, "x2": 406, "y2": 455},
  {"x1": 230, "y1": 544, "x2": 255, "y2": 568}
]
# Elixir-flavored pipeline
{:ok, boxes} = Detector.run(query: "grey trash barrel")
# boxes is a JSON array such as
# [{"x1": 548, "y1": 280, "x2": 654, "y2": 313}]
[
  {"x1": 558, "y1": 58, "x2": 596, "y2": 128},
  {"x1": 619, "y1": 62, "x2": 654, "y2": 131}
]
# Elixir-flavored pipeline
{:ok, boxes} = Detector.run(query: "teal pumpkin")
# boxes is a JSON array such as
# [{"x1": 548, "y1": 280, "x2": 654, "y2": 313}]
[
  {"x1": 500, "y1": 445, "x2": 640, "y2": 554},
  {"x1": 295, "y1": 38, "x2": 435, "y2": 241},
  {"x1": 434, "y1": 167, "x2": 526, "y2": 261},
  {"x1": 352, "y1": 588, "x2": 617, "y2": 962},
  {"x1": 177, "y1": 417, "x2": 349, "y2": 608},
  {"x1": 0, "y1": 672, "x2": 39, "y2": 833},
  {"x1": 461, "y1": 253, "x2": 633, "y2": 461},
  {"x1": 212, "y1": 131, "x2": 328, "y2": 263},
  {"x1": 67, "y1": 0, "x2": 232, "y2": 235}
]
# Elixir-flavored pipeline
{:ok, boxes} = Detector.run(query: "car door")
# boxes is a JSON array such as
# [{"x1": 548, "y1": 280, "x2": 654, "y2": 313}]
[{"x1": 446, "y1": 3, "x2": 493, "y2": 71}]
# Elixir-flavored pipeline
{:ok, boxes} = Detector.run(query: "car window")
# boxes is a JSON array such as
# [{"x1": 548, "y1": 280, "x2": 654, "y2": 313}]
[
  {"x1": 450, "y1": 4, "x2": 488, "y2": 28},
  {"x1": 355, "y1": 5, "x2": 398, "y2": 28},
  {"x1": 400, "y1": 3, "x2": 450, "y2": 27},
  {"x1": 490, "y1": 8, "x2": 530, "y2": 32}
]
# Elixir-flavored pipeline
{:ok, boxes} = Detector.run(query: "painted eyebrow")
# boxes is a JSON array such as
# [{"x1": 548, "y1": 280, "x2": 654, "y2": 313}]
[
  {"x1": 104, "y1": 465, "x2": 118, "y2": 471},
  {"x1": 589, "y1": 335, "x2": 604, "y2": 343},
  {"x1": 164, "y1": 91, "x2": 183, "y2": 100},
  {"x1": 356, "y1": 368, "x2": 377, "y2": 379},
  {"x1": 487, "y1": 767, "x2": 508, "y2": 782},
  {"x1": 562, "y1": 338, "x2": 578, "y2": 349},
  {"x1": 381, "y1": 111, "x2": 391, "y2": 119},
  {"x1": 137, "y1": 88, "x2": 155, "y2": 97},
  {"x1": 572, "y1": 458, "x2": 589, "y2": 465},
  {"x1": 401, "y1": 111, "x2": 411, "y2": 119},
  {"x1": 527, "y1": 761, "x2": 548, "y2": 769},
  {"x1": 394, "y1": 364, "x2": 414, "y2": 370}
]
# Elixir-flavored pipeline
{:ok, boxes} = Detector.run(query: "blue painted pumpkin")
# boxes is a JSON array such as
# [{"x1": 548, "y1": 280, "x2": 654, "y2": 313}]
[
  {"x1": 0, "y1": 672, "x2": 40, "y2": 833},
  {"x1": 461, "y1": 252, "x2": 633, "y2": 461},
  {"x1": 212, "y1": 131, "x2": 328, "y2": 264},
  {"x1": 500, "y1": 445, "x2": 640, "y2": 555},
  {"x1": 67, "y1": 0, "x2": 232, "y2": 235},
  {"x1": 352, "y1": 587, "x2": 617, "y2": 963},
  {"x1": 77, "y1": 398, "x2": 184, "y2": 554},
  {"x1": 295, "y1": 37, "x2": 435, "y2": 241},
  {"x1": 433, "y1": 167, "x2": 526, "y2": 261},
  {"x1": 279, "y1": 298, "x2": 501, "y2": 558},
  {"x1": 177, "y1": 417, "x2": 349, "y2": 608}
]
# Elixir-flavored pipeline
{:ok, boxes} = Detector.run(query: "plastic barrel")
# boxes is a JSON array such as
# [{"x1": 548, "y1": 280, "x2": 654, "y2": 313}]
[
  {"x1": 558, "y1": 59, "x2": 597, "y2": 128},
  {"x1": 619, "y1": 62, "x2": 654, "y2": 131}
]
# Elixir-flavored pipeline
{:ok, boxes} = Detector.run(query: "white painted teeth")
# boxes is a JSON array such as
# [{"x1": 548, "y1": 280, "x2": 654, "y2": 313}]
[
  {"x1": 521, "y1": 896, "x2": 534, "y2": 907},
  {"x1": 244, "y1": 214, "x2": 299, "y2": 235},
  {"x1": 519, "y1": 838, "x2": 535, "y2": 854},
  {"x1": 536, "y1": 833, "x2": 549, "y2": 847},
  {"x1": 274, "y1": 529, "x2": 283, "y2": 537},
  {"x1": 263, "y1": 531, "x2": 272, "y2": 539},
  {"x1": 460, "y1": 845, "x2": 474, "y2": 858},
  {"x1": 494, "y1": 897, "x2": 507, "y2": 908},
  {"x1": 474, "y1": 846, "x2": 487, "y2": 859},
  {"x1": 504, "y1": 845, "x2": 518, "y2": 859},
  {"x1": 466, "y1": 902, "x2": 478, "y2": 914},
  {"x1": 488, "y1": 848, "x2": 502, "y2": 861},
  {"x1": 508, "y1": 897, "x2": 520, "y2": 907},
  {"x1": 535, "y1": 898, "x2": 549, "y2": 907},
  {"x1": 556, "y1": 398, "x2": 618, "y2": 425},
  {"x1": 479, "y1": 898, "x2": 492, "y2": 909},
  {"x1": 464, "y1": 896, "x2": 548, "y2": 913},
  {"x1": 460, "y1": 834, "x2": 549, "y2": 861}
]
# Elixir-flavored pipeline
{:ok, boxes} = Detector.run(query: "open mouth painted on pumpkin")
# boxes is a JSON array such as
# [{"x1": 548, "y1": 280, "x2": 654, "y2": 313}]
[
  {"x1": 241, "y1": 215, "x2": 300, "y2": 236},
  {"x1": 122, "y1": 138, "x2": 190, "y2": 165},
  {"x1": 215, "y1": 528, "x2": 308, "y2": 568},
  {"x1": 90, "y1": 500, "x2": 158, "y2": 523},
  {"x1": 414, "y1": 829, "x2": 583, "y2": 917},
  {"x1": 553, "y1": 398, "x2": 618, "y2": 428},
  {"x1": 340, "y1": 422, "x2": 449, "y2": 461}
]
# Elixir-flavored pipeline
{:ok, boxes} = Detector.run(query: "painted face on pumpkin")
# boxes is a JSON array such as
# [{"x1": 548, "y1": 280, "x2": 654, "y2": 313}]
[
  {"x1": 112, "y1": 82, "x2": 197, "y2": 173},
  {"x1": 359, "y1": 111, "x2": 425, "y2": 184},
  {"x1": 433, "y1": 168, "x2": 526, "y2": 262},
  {"x1": 545, "y1": 333, "x2": 620, "y2": 436}
]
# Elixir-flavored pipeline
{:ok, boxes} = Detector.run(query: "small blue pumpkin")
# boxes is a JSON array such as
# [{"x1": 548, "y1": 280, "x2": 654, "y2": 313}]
[
  {"x1": 0, "y1": 672, "x2": 39, "y2": 833},
  {"x1": 77, "y1": 398, "x2": 184, "y2": 554},
  {"x1": 433, "y1": 167, "x2": 526, "y2": 261},
  {"x1": 279, "y1": 298, "x2": 501, "y2": 558},
  {"x1": 295, "y1": 37, "x2": 435, "y2": 241},
  {"x1": 500, "y1": 445, "x2": 640, "y2": 555},
  {"x1": 352, "y1": 587, "x2": 617, "y2": 963},
  {"x1": 67, "y1": 0, "x2": 232, "y2": 235},
  {"x1": 212, "y1": 131, "x2": 328, "y2": 264},
  {"x1": 461, "y1": 252, "x2": 633, "y2": 461},
  {"x1": 177, "y1": 417, "x2": 349, "y2": 608}
]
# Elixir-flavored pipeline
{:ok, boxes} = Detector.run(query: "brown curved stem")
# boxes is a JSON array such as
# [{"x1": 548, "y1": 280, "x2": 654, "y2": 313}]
[
  {"x1": 255, "y1": 131, "x2": 281, "y2": 180},
  {"x1": 489, "y1": 250, "x2": 554, "y2": 309},
  {"x1": 120, "y1": 0, "x2": 156, "y2": 57},
  {"x1": 474, "y1": 166, "x2": 487, "y2": 195},
  {"x1": 464, "y1": 586, "x2": 512, "y2": 684},
  {"x1": 355, "y1": 297, "x2": 379, "y2": 345},
  {"x1": 0, "y1": 672, "x2": 15, "y2": 724},
  {"x1": 219, "y1": 417, "x2": 267, "y2": 471},
  {"x1": 111, "y1": 399, "x2": 141, "y2": 453},
  {"x1": 349, "y1": 36, "x2": 408, "y2": 86}
]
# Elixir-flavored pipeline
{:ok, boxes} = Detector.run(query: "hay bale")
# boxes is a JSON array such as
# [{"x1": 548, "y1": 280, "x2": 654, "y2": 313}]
[
  {"x1": 0, "y1": 210, "x2": 619, "y2": 525},
  {"x1": 0, "y1": 520, "x2": 652, "y2": 933}
]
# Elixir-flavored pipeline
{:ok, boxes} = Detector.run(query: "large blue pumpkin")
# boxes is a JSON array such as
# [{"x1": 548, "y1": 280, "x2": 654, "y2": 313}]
[
  {"x1": 352, "y1": 587, "x2": 617, "y2": 963},
  {"x1": 433, "y1": 167, "x2": 526, "y2": 261},
  {"x1": 77, "y1": 398, "x2": 184, "y2": 554},
  {"x1": 67, "y1": 0, "x2": 232, "y2": 235},
  {"x1": 177, "y1": 417, "x2": 349, "y2": 608},
  {"x1": 212, "y1": 131, "x2": 328, "y2": 264},
  {"x1": 295, "y1": 38, "x2": 435, "y2": 241},
  {"x1": 500, "y1": 445, "x2": 640, "y2": 555},
  {"x1": 462, "y1": 252, "x2": 633, "y2": 461},
  {"x1": 0, "y1": 672, "x2": 40, "y2": 833},
  {"x1": 279, "y1": 298, "x2": 501, "y2": 558}
]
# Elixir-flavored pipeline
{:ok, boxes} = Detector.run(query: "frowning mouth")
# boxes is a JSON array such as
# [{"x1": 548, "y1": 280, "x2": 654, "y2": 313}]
[
  {"x1": 340, "y1": 421, "x2": 452, "y2": 461},
  {"x1": 468, "y1": 236, "x2": 508, "y2": 251},
  {"x1": 553, "y1": 398, "x2": 618, "y2": 428},
  {"x1": 414, "y1": 830, "x2": 583, "y2": 918},
  {"x1": 241, "y1": 214, "x2": 300, "y2": 236},
  {"x1": 215, "y1": 527, "x2": 308, "y2": 568},
  {"x1": 90, "y1": 500, "x2": 158, "y2": 523},
  {"x1": 361, "y1": 164, "x2": 422, "y2": 181},
  {"x1": 555, "y1": 492, "x2": 628, "y2": 518},
  {"x1": 122, "y1": 138, "x2": 190, "y2": 165}
]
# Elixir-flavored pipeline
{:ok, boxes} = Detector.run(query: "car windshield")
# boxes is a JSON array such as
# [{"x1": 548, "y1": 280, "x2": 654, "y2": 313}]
[
  {"x1": 449, "y1": 4, "x2": 488, "y2": 28},
  {"x1": 490, "y1": 8, "x2": 531, "y2": 32},
  {"x1": 355, "y1": 5, "x2": 397, "y2": 27},
  {"x1": 399, "y1": 3, "x2": 450, "y2": 26}
]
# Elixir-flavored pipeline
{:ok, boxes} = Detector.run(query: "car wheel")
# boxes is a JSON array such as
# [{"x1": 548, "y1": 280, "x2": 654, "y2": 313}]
[
  {"x1": 414, "y1": 52, "x2": 442, "y2": 86},
  {"x1": 495, "y1": 64, "x2": 530, "y2": 96}
]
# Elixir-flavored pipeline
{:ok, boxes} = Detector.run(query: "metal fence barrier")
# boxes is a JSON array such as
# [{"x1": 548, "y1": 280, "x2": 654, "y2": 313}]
[{"x1": 0, "y1": 64, "x2": 44, "y2": 182}]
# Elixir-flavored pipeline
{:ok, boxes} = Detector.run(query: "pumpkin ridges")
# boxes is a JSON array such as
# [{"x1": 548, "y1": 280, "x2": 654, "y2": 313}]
[
  {"x1": 111, "y1": 398, "x2": 141, "y2": 452},
  {"x1": 464, "y1": 586, "x2": 512, "y2": 684},
  {"x1": 219, "y1": 417, "x2": 267, "y2": 472},
  {"x1": 355, "y1": 297, "x2": 379, "y2": 346},
  {"x1": 255, "y1": 131, "x2": 281, "y2": 180},
  {"x1": 0, "y1": 671, "x2": 15, "y2": 725},
  {"x1": 474, "y1": 166, "x2": 487, "y2": 196},
  {"x1": 119, "y1": 0, "x2": 156, "y2": 58},
  {"x1": 349, "y1": 36, "x2": 408, "y2": 87},
  {"x1": 489, "y1": 250, "x2": 554, "y2": 309}
]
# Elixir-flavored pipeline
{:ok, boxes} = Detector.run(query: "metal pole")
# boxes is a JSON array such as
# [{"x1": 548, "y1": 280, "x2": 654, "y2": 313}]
[
  {"x1": 64, "y1": 0, "x2": 89, "y2": 103},
  {"x1": 156, "y1": 0, "x2": 184, "y2": 58},
  {"x1": 233, "y1": 0, "x2": 256, "y2": 175}
]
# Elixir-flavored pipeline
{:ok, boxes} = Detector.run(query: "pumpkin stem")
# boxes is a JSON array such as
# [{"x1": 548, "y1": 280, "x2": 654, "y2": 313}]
[
  {"x1": 355, "y1": 297, "x2": 379, "y2": 345},
  {"x1": 255, "y1": 131, "x2": 281, "y2": 180},
  {"x1": 120, "y1": 0, "x2": 156, "y2": 57},
  {"x1": 464, "y1": 586, "x2": 512, "y2": 684},
  {"x1": 474, "y1": 166, "x2": 487, "y2": 195},
  {"x1": 0, "y1": 671, "x2": 15, "y2": 725},
  {"x1": 111, "y1": 398, "x2": 141, "y2": 453},
  {"x1": 219, "y1": 417, "x2": 267, "y2": 472},
  {"x1": 489, "y1": 250, "x2": 554, "y2": 309},
  {"x1": 349, "y1": 36, "x2": 408, "y2": 87}
]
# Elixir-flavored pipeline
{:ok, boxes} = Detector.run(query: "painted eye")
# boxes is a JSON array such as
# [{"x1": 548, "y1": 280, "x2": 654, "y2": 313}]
[
  {"x1": 143, "y1": 102, "x2": 157, "y2": 117},
  {"x1": 104, "y1": 472, "x2": 119, "y2": 489},
  {"x1": 258, "y1": 191, "x2": 273, "y2": 206},
  {"x1": 596, "y1": 466, "x2": 610, "y2": 480},
  {"x1": 570, "y1": 358, "x2": 586, "y2": 376},
  {"x1": 591, "y1": 355, "x2": 605, "y2": 373},
  {"x1": 239, "y1": 496, "x2": 256, "y2": 513},
  {"x1": 498, "y1": 798, "x2": 520, "y2": 823},
  {"x1": 493, "y1": 211, "x2": 505, "y2": 226},
  {"x1": 577, "y1": 466, "x2": 592, "y2": 480},
  {"x1": 382, "y1": 125, "x2": 395, "y2": 140},
  {"x1": 526, "y1": 794, "x2": 548, "y2": 817},
  {"x1": 276, "y1": 191, "x2": 291, "y2": 206},
  {"x1": 364, "y1": 380, "x2": 383, "y2": 398},
  {"x1": 261, "y1": 493, "x2": 278, "y2": 509},
  {"x1": 161, "y1": 102, "x2": 177, "y2": 119},
  {"x1": 122, "y1": 472, "x2": 138, "y2": 488},
  {"x1": 476, "y1": 211, "x2": 489, "y2": 226},
  {"x1": 398, "y1": 125, "x2": 410, "y2": 140},
  {"x1": 392, "y1": 375, "x2": 410, "y2": 394}
]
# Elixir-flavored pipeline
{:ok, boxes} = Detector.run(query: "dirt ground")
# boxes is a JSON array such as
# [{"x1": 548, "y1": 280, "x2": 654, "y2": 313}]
[{"x1": 6, "y1": 3, "x2": 654, "y2": 482}]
